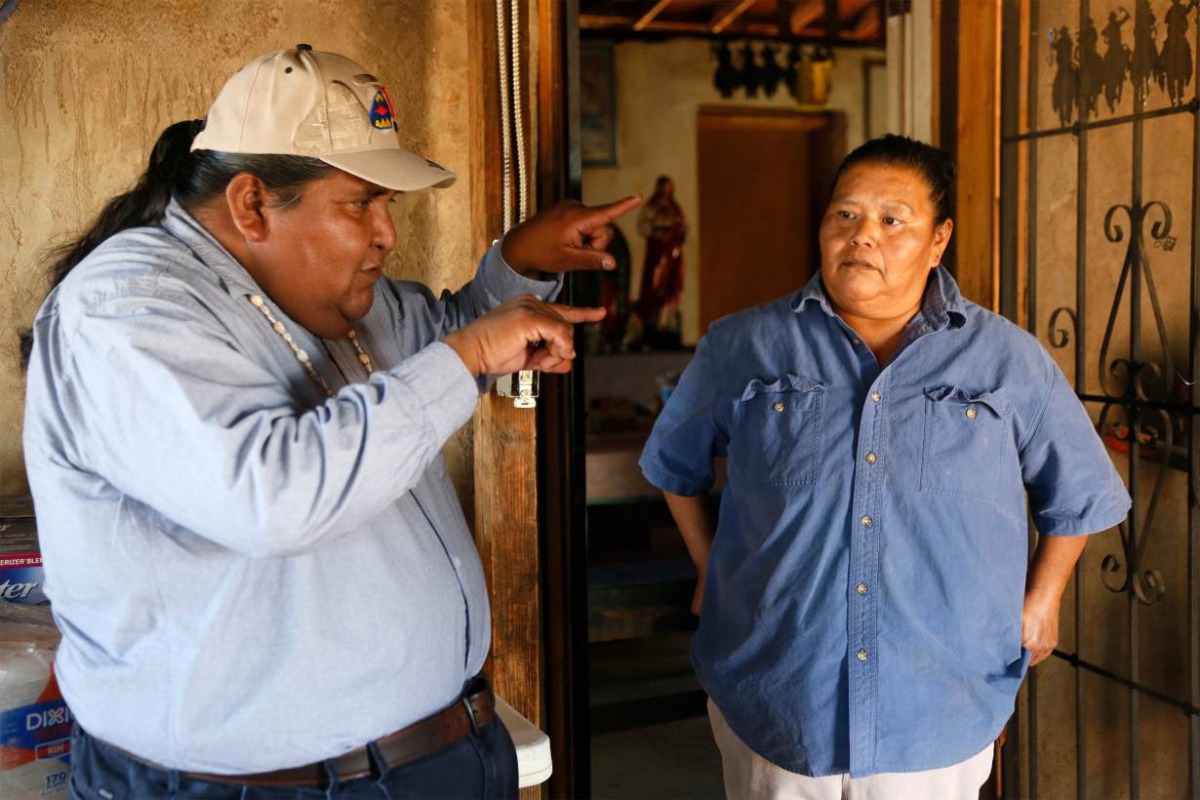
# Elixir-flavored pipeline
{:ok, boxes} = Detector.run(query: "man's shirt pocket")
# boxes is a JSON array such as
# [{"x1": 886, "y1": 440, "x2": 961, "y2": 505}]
[
  {"x1": 729, "y1": 374, "x2": 826, "y2": 486},
  {"x1": 921, "y1": 385, "x2": 1015, "y2": 504}
]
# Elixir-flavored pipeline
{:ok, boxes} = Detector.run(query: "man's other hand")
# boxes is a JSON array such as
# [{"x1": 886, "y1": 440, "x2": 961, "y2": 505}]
[
  {"x1": 443, "y1": 295, "x2": 605, "y2": 377},
  {"x1": 501, "y1": 196, "x2": 643, "y2": 277}
]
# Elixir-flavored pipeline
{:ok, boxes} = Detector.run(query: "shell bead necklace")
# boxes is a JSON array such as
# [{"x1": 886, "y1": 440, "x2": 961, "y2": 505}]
[{"x1": 248, "y1": 294, "x2": 374, "y2": 398}]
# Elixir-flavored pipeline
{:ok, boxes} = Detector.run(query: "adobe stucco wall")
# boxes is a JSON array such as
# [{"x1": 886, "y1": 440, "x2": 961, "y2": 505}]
[{"x1": 0, "y1": 0, "x2": 477, "y2": 496}]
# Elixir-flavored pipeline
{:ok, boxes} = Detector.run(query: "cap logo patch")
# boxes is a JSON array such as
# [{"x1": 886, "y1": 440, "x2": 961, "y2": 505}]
[{"x1": 369, "y1": 87, "x2": 397, "y2": 131}]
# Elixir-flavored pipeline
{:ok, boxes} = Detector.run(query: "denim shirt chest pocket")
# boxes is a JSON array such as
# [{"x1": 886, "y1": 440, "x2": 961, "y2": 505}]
[
  {"x1": 730, "y1": 374, "x2": 826, "y2": 485},
  {"x1": 920, "y1": 385, "x2": 1015, "y2": 503}
]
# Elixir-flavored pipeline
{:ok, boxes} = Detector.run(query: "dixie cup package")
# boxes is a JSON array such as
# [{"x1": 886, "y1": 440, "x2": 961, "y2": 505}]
[
  {"x1": 0, "y1": 499, "x2": 70, "y2": 798},
  {"x1": 0, "y1": 603, "x2": 70, "y2": 798}
]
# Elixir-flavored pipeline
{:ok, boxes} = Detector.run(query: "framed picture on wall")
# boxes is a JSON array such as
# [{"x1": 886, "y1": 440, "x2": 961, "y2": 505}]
[{"x1": 580, "y1": 41, "x2": 617, "y2": 167}]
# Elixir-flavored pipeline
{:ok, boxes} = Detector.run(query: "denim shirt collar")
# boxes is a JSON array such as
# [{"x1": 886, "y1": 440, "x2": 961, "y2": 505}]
[
  {"x1": 160, "y1": 198, "x2": 265, "y2": 300},
  {"x1": 791, "y1": 266, "x2": 968, "y2": 333}
]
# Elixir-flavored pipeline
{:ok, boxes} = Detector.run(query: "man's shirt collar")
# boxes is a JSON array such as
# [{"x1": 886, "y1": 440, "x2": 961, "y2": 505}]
[{"x1": 161, "y1": 198, "x2": 264, "y2": 299}]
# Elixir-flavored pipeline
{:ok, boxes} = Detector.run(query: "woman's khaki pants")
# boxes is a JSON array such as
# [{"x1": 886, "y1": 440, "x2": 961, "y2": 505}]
[{"x1": 708, "y1": 698, "x2": 994, "y2": 800}]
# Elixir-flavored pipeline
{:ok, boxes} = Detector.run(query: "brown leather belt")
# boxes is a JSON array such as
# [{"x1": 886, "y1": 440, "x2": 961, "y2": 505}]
[{"x1": 107, "y1": 675, "x2": 495, "y2": 788}]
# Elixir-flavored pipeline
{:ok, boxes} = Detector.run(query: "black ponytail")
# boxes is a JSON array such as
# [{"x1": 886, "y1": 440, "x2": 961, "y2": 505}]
[
  {"x1": 20, "y1": 120, "x2": 332, "y2": 368},
  {"x1": 42, "y1": 120, "x2": 204, "y2": 294},
  {"x1": 18, "y1": 120, "x2": 201, "y2": 367}
]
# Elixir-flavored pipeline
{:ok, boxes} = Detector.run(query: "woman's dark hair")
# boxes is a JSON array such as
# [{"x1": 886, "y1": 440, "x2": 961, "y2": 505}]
[
  {"x1": 832, "y1": 134, "x2": 956, "y2": 224},
  {"x1": 20, "y1": 119, "x2": 333, "y2": 367}
]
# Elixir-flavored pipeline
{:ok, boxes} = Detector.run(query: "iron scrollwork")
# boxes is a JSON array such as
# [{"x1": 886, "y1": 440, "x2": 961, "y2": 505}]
[
  {"x1": 1047, "y1": 307, "x2": 1078, "y2": 349},
  {"x1": 1091, "y1": 199, "x2": 1178, "y2": 606},
  {"x1": 1096, "y1": 402, "x2": 1171, "y2": 605}
]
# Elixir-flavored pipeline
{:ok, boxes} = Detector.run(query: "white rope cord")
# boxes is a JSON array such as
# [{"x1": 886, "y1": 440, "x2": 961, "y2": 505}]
[
  {"x1": 493, "y1": 0, "x2": 535, "y2": 408},
  {"x1": 510, "y1": 0, "x2": 529, "y2": 223},
  {"x1": 495, "y1": 0, "x2": 514, "y2": 232}
]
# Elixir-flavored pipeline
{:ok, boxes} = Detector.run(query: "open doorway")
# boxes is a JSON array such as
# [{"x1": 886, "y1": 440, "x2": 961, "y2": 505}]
[{"x1": 559, "y1": 5, "x2": 884, "y2": 796}]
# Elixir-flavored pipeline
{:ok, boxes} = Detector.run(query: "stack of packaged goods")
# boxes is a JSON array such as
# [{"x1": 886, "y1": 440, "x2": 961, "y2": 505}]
[
  {"x1": 0, "y1": 498, "x2": 46, "y2": 607},
  {"x1": 0, "y1": 499, "x2": 70, "y2": 798}
]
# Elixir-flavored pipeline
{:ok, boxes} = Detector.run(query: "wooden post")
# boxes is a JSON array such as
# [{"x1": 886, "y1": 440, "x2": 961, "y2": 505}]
[
  {"x1": 474, "y1": 396, "x2": 543, "y2": 800},
  {"x1": 955, "y1": 0, "x2": 1001, "y2": 310},
  {"x1": 468, "y1": 2, "x2": 544, "y2": 798}
]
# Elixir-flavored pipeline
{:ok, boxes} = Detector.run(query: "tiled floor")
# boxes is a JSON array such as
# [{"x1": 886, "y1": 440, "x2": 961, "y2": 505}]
[
  {"x1": 589, "y1": 633, "x2": 725, "y2": 799},
  {"x1": 591, "y1": 715, "x2": 724, "y2": 799}
]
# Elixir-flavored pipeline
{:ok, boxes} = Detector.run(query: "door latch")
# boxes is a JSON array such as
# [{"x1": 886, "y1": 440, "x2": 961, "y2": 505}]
[{"x1": 495, "y1": 370, "x2": 539, "y2": 409}]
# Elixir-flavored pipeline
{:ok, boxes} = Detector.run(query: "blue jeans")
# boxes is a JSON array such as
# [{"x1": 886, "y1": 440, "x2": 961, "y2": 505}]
[{"x1": 68, "y1": 719, "x2": 519, "y2": 800}]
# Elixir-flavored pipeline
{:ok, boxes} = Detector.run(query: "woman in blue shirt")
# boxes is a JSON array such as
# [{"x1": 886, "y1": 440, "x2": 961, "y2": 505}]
[{"x1": 640, "y1": 135, "x2": 1130, "y2": 799}]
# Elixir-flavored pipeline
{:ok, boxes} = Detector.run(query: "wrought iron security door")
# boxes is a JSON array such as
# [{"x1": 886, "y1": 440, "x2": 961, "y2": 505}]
[{"x1": 1000, "y1": 0, "x2": 1200, "y2": 797}]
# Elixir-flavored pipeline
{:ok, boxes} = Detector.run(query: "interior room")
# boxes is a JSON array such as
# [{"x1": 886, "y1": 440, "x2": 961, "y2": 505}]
[{"x1": 573, "y1": 4, "x2": 883, "y2": 796}]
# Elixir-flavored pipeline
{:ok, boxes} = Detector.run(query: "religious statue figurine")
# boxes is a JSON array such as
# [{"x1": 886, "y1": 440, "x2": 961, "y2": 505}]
[
  {"x1": 636, "y1": 175, "x2": 687, "y2": 349},
  {"x1": 597, "y1": 225, "x2": 632, "y2": 352},
  {"x1": 573, "y1": 224, "x2": 631, "y2": 354}
]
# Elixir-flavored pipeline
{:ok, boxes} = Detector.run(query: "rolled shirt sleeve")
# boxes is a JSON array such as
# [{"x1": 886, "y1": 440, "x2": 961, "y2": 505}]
[
  {"x1": 639, "y1": 334, "x2": 727, "y2": 496},
  {"x1": 1019, "y1": 360, "x2": 1132, "y2": 536}
]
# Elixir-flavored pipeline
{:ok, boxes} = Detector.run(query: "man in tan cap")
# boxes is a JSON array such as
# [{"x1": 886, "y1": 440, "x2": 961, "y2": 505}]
[{"x1": 23, "y1": 45, "x2": 638, "y2": 799}]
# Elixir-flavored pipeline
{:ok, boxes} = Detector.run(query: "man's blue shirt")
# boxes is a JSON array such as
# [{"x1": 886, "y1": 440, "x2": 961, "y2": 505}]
[
  {"x1": 22, "y1": 201, "x2": 561, "y2": 772},
  {"x1": 639, "y1": 267, "x2": 1130, "y2": 778}
]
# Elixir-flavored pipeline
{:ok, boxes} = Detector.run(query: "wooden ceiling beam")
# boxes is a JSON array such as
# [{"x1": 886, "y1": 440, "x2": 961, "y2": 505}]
[
  {"x1": 580, "y1": 13, "x2": 645, "y2": 28},
  {"x1": 711, "y1": 0, "x2": 759, "y2": 34},
  {"x1": 790, "y1": 0, "x2": 825, "y2": 35},
  {"x1": 841, "y1": 0, "x2": 877, "y2": 19},
  {"x1": 579, "y1": 0, "x2": 884, "y2": 42},
  {"x1": 846, "y1": 2, "x2": 882, "y2": 40},
  {"x1": 580, "y1": 14, "x2": 779, "y2": 36},
  {"x1": 634, "y1": 0, "x2": 675, "y2": 31}
]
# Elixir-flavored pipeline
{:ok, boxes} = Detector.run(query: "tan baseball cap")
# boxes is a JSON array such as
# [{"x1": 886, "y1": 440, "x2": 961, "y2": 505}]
[{"x1": 192, "y1": 44, "x2": 456, "y2": 191}]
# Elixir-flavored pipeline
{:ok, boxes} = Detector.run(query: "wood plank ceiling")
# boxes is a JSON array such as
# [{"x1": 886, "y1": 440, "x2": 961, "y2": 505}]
[{"x1": 579, "y1": 0, "x2": 885, "y2": 45}]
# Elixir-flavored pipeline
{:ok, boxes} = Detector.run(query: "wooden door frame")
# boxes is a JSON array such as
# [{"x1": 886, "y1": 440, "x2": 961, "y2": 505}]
[
  {"x1": 467, "y1": 2, "x2": 546, "y2": 798},
  {"x1": 951, "y1": 0, "x2": 1002, "y2": 311},
  {"x1": 535, "y1": 2, "x2": 592, "y2": 798},
  {"x1": 468, "y1": 3, "x2": 1004, "y2": 794},
  {"x1": 468, "y1": 0, "x2": 587, "y2": 797}
]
